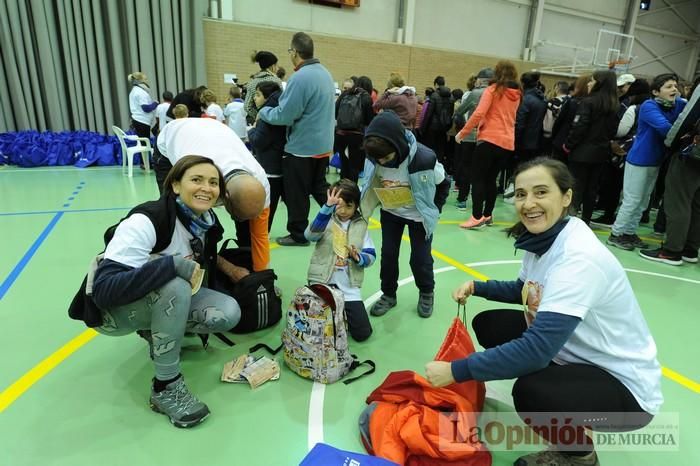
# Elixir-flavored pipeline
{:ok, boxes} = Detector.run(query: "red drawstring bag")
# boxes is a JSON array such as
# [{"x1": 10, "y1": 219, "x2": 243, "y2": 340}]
[{"x1": 434, "y1": 304, "x2": 485, "y2": 410}]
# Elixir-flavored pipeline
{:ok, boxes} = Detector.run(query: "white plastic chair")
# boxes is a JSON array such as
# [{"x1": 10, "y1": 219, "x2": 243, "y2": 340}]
[{"x1": 112, "y1": 125, "x2": 153, "y2": 177}]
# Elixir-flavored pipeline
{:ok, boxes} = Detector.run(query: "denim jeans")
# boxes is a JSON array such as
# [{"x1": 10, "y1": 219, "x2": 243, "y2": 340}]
[{"x1": 612, "y1": 163, "x2": 660, "y2": 236}]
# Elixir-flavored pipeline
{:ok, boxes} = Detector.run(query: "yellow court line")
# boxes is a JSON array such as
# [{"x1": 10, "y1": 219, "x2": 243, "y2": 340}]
[
  {"x1": 662, "y1": 367, "x2": 700, "y2": 394},
  {"x1": 0, "y1": 240, "x2": 282, "y2": 413},
  {"x1": 0, "y1": 226, "x2": 695, "y2": 413},
  {"x1": 0, "y1": 329, "x2": 98, "y2": 413},
  {"x1": 370, "y1": 216, "x2": 700, "y2": 395}
]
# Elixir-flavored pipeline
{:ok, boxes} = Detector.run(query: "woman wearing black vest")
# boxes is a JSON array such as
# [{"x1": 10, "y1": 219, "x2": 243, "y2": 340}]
[{"x1": 92, "y1": 155, "x2": 241, "y2": 428}]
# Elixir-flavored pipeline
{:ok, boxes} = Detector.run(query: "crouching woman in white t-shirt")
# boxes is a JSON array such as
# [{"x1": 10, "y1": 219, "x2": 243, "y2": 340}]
[
  {"x1": 425, "y1": 157, "x2": 662, "y2": 466},
  {"x1": 92, "y1": 155, "x2": 241, "y2": 428}
]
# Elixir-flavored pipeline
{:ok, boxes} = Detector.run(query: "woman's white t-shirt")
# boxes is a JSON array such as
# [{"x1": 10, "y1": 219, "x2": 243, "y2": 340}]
[
  {"x1": 129, "y1": 87, "x2": 155, "y2": 126},
  {"x1": 519, "y1": 217, "x2": 663, "y2": 414},
  {"x1": 104, "y1": 214, "x2": 196, "y2": 267}
]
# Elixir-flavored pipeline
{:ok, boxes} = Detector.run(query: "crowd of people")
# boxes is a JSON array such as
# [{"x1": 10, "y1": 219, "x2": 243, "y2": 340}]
[{"x1": 109, "y1": 30, "x2": 700, "y2": 465}]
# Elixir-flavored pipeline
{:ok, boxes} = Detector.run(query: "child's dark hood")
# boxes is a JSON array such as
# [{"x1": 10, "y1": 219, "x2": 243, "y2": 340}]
[
  {"x1": 364, "y1": 110, "x2": 410, "y2": 164},
  {"x1": 263, "y1": 90, "x2": 282, "y2": 109}
]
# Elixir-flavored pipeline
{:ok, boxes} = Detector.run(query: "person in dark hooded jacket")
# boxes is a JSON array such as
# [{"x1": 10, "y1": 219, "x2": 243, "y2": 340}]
[
  {"x1": 334, "y1": 81, "x2": 374, "y2": 182},
  {"x1": 248, "y1": 81, "x2": 286, "y2": 230},
  {"x1": 563, "y1": 70, "x2": 621, "y2": 225},
  {"x1": 359, "y1": 111, "x2": 450, "y2": 319},
  {"x1": 422, "y1": 77, "x2": 454, "y2": 171},
  {"x1": 515, "y1": 72, "x2": 547, "y2": 162}
]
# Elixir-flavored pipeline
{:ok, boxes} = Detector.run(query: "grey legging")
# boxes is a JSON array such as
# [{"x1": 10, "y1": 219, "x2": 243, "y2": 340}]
[{"x1": 96, "y1": 277, "x2": 241, "y2": 380}]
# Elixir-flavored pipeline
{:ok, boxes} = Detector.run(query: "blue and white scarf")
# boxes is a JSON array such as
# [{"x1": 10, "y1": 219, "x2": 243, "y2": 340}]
[{"x1": 175, "y1": 196, "x2": 215, "y2": 238}]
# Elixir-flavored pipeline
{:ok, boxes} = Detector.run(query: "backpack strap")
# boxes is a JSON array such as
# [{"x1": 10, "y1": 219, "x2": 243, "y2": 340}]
[
  {"x1": 249, "y1": 342, "x2": 283, "y2": 355},
  {"x1": 198, "y1": 332, "x2": 236, "y2": 348},
  {"x1": 342, "y1": 357, "x2": 376, "y2": 385}
]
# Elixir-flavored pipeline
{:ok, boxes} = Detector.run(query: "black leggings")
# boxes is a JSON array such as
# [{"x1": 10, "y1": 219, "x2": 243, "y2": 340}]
[
  {"x1": 569, "y1": 161, "x2": 605, "y2": 224},
  {"x1": 472, "y1": 309, "x2": 653, "y2": 453},
  {"x1": 471, "y1": 141, "x2": 509, "y2": 218}
]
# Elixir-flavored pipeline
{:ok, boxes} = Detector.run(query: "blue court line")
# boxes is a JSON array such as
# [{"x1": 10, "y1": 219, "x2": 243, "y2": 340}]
[
  {"x1": 0, "y1": 212, "x2": 64, "y2": 300},
  {"x1": 0, "y1": 207, "x2": 130, "y2": 217}
]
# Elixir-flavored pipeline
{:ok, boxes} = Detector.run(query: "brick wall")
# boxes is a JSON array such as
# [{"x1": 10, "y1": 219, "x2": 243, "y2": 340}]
[{"x1": 204, "y1": 19, "x2": 566, "y2": 104}]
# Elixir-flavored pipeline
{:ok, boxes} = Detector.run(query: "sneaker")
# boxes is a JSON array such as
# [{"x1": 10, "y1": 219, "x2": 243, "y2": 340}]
[
  {"x1": 369, "y1": 295, "x2": 397, "y2": 316},
  {"x1": 455, "y1": 201, "x2": 467, "y2": 211},
  {"x1": 483, "y1": 215, "x2": 493, "y2": 226},
  {"x1": 607, "y1": 233, "x2": 634, "y2": 251},
  {"x1": 639, "y1": 248, "x2": 683, "y2": 266},
  {"x1": 652, "y1": 230, "x2": 665, "y2": 238},
  {"x1": 503, "y1": 182, "x2": 515, "y2": 198},
  {"x1": 459, "y1": 216, "x2": 487, "y2": 229},
  {"x1": 417, "y1": 292, "x2": 434, "y2": 318},
  {"x1": 515, "y1": 449, "x2": 599, "y2": 466},
  {"x1": 682, "y1": 247, "x2": 699, "y2": 263},
  {"x1": 590, "y1": 215, "x2": 614, "y2": 228},
  {"x1": 628, "y1": 234, "x2": 648, "y2": 249},
  {"x1": 640, "y1": 211, "x2": 650, "y2": 224},
  {"x1": 276, "y1": 234, "x2": 310, "y2": 247},
  {"x1": 149, "y1": 377, "x2": 210, "y2": 428}
]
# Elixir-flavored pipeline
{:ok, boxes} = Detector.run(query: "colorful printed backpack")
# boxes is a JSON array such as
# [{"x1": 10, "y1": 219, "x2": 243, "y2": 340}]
[{"x1": 281, "y1": 284, "x2": 373, "y2": 384}]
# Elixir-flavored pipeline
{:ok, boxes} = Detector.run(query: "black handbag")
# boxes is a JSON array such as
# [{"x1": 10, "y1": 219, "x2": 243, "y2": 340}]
[{"x1": 213, "y1": 241, "x2": 282, "y2": 334}]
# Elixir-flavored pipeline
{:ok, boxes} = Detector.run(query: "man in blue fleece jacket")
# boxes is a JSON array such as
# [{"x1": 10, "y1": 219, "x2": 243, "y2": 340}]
[{"x1": 257, "y1": 32, "x2": 335, "y2": 246}]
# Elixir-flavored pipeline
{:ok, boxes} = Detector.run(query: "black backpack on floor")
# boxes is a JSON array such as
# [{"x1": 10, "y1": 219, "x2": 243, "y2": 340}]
[{"x1": 212, "y1": 242, "x2": 282, "y2": 334}]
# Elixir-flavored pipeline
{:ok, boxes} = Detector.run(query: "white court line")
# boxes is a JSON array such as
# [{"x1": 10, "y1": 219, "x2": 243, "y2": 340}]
[
  {"x1": 305, "y1": 259, "x2": 699, "y2": 450},
  {"x1": 624, "y1": 268, "x2": 700, "y2": 285},
  {"x1": 307, "y1": 382, "x2": 326, "y2": 450},
  {"x1": 306, "y1": 264, "x2": 487, "y2": 449}
]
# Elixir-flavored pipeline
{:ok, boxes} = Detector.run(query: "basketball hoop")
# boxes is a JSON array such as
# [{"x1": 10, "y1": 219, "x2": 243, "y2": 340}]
[{"x1": 608, "y1": 59, "x2": 632, "y2": 73}]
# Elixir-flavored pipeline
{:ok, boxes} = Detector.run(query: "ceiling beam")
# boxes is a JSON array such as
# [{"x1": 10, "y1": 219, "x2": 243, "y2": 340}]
[
  {"x1": 638, "y1": 0, "x2": 697, "y2": 17},
  {"x1": 628, "y1": 45, "x2": 693, "y2": 69},
  {"x1": 636, "y1": 24, "x2": 698, "y2": 41},
  {"x1": 635, "y1": 36, "x2": 683, "y2": 76},
  {"x1": 661, "y1": 0, "x2": 696, "y2": 34}
]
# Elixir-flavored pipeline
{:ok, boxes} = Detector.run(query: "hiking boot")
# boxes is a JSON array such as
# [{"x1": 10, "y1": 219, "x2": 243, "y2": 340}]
[
  {"x1": 607, "y1": 233, "x2": 634, "y2": 251},
  {"x1": 639, "y1": 248, "x2": 683, "y2": 266},
  {"x1": 417, "y1": 292, "x2": 434, "y2": 318},
  {"x1": 136, "y1": 330, "x2": 154, "y2": 360},
  {"x1": 484, "y1": 215, "x2": 493, "y2": 226},
  {"x1": 459, "y1": 216, "x2": 487, "y2": 230},
  {"x1": 369, "y1": 295, "x2": 397, "y2": 316},
  {"x1": 682, "y1": 247, "x2": 699, "y2": 263},
  {"x1": 590, "y1": 215, "x2": 614, "y2": 228},
  {"x1": 149, "y1": 377, "x2": 210, "y2": 428},
  {"x1": 514, "y1": 449, "x2": 599, "y2": 466},
  {"x1": 455, "y1": 201, "x2": 467, "y2": 211},
  {"x1": 628, "y1": 234, "x2": 648, "y2": 249},
  {"x1": 276, "y1": 234, "x2": 310, "y2": 247}
]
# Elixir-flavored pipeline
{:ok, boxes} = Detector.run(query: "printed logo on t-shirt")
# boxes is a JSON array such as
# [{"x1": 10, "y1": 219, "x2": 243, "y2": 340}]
[{"x1": 521, "y1": 280, "x2": 543, "y2": 326}]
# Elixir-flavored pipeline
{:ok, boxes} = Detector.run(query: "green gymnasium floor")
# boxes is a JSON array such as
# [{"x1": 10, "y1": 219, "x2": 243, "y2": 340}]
[{"x1": 0, "y1": 165, "x2": 698, "y2": 466}]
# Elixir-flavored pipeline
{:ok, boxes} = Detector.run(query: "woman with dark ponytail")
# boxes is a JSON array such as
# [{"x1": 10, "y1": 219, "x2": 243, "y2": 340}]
[{"x1": 244, "y1": 51, "x2": 282, "y2": 122}]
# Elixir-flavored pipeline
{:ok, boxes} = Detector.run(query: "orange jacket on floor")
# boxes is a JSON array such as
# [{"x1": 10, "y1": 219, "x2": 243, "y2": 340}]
[{"x1": 364, "y1": 370, "x2": 491, "y2": 466}]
